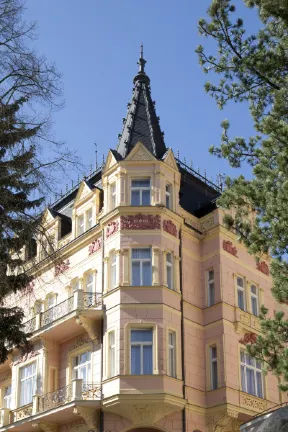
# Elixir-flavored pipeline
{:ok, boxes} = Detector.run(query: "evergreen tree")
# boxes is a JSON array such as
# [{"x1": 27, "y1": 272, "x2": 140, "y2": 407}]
[{"x1": 196, "y1": 0, "x2": 288, "y2": 389}]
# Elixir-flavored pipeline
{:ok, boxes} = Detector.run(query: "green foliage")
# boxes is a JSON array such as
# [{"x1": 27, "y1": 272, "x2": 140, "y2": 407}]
[{"x1": 197, "y1": 0, "x2": 288, "y2": 387}]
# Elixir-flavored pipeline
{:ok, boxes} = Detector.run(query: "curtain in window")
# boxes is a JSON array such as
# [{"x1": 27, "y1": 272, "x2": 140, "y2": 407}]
[
  {"x1": 143, "y1": 345, "x2": 152, "y2": 374},
  {"x1": 20, "y1": 363, "x2": 36, "y2": 406}
]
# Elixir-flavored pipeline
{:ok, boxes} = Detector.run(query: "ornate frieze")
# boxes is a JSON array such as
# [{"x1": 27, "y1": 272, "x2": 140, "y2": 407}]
[
  {"x1": 257, "y1": 261, "x2": 269, "y2": 276},
  {"x1": 13, "y1": 404, "x2": 33, "y2": 421},
  {"x1": 240, "y1": 392, "x2": 267, "y2": 413},
  {"x1": 120, "y1": 214, "x2": 161, "y2": 230},
  {"x1": 236, "y1": 309, "x2": 261, "y2": 333},
  {"x1": 54, "y1": 259, "x2": 70, "y2": 276},
  {"x1": 223, "y1": 240, "x2": 238, "y2": 257},
  {"x1": 88, "y1": 238, "x2": 102, "y2": 255},
  {"x1": 200, "y1": 215, "x2": 215, "y2": 232},
  {"x1": 13, "y1": 349, "x2": 40, "y2": 366},
  {"x1": 68, "y1": 336, "x2": 90, "y2": 352},
  {"x1": 106, "y1": 220, "x2": 119, "y2": 238},
  {"x1": 163, "y1": 220, "x2": 177, "y2": 237}
]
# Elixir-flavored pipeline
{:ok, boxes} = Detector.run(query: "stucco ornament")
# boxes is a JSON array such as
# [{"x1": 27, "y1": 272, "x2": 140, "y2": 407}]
[
  {"x1": 120, "y1": 214, "x2": 161, "y2": 230},
  {"x1": 256, "y1": 261, "x2": 269, "y2": 276},
  {"x1": 73, "y1": 406, "x2": 98, "y2": 430},
  {"x1": 32, "y1": 422, "x2": 58, "y2": 432},
  {"x1": 222, "y1": 240, "x2": 238, "y2": 257},
  {"x1": 54, "y1": 259, "x2": 70, "y2": 276},
  {"x1": 209, "y1": 409, "x2": 241, "y2": 432},
  {"x1": 88, "y1": 238, "x2": 102, "y2": 255},
  {"x1": 76, "y1": 316, "x2": 99, "y2": 342},
  {"x1": 163, "y1": 220, "x2": 177, "y2": 237},
  {"x1": 106, "y1": 220, "x2": 119, "y2": 238}
]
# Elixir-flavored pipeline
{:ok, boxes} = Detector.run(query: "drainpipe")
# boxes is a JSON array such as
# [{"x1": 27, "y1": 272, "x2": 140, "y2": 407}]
[
  {"x1": 99, "y1": 228, "x2": 105, "y2": 432},
  {"x1": 179, "y1": 228, "x2": 186, "y2": 432}
]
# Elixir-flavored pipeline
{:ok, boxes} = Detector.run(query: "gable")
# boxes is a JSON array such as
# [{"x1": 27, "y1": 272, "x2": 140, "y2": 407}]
[
  {"x1": 41, "y1": 208, "x2": 55, "y2": 226},
  {"x1": 74, "y1": 180, "x2": 92, "y2": 205},
  {"x1": 103, "y1": 150, "x2": 118, "y2": 173},
  {"x1": 125, "y1": 141, "x2": 156, "y2": 162},
  {"x1": 163, "y1": 149, "x2": 179, "y2": 171}
]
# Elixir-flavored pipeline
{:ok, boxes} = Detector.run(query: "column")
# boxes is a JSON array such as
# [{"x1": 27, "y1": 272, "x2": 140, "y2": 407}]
[
  {"x1": 119, "y1": 170, "x2": 127, "y2": 206},
  {"x1": 121, "y1": 249, "x2": 130, "y2": 286},
  {"x1": 152, "y1": 247, "x2": 161, "y2": 286}
]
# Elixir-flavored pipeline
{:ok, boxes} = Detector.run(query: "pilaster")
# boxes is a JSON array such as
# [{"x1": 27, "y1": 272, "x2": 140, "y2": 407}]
[{"x1": 152, "y1": 247, "x2": 161, "y2": 285}]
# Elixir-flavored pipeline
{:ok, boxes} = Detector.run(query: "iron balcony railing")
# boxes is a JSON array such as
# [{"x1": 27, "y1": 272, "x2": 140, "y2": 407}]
[
  {"x1": 41, "y1": 296, "x2": 74, "y2": 327},
  {"x1": 23, "y1": 317, "x2": 36, "y2": 334}
]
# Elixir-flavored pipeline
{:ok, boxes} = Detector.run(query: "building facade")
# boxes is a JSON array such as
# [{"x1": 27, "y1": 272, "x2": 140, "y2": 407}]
[{"x1": 0, "y1": 51, "x2": 286, "y2": 432}]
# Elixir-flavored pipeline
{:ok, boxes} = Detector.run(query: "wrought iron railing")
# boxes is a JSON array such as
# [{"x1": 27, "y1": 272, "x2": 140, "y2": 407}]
[
  {"x1": 82, "y1": 383, "x2": 101, "y2": 400},
  {"x1": 83, "y1": 292, "x2": 102, "y2": 308},
  {"x1": 12, "y1": 403, "x2": 33, "y2": 422},
  {"x1": 23, "y1": 317, "x2": 36, "y2": 334},
  {"x1": 38, "y1": 384, "x2": 72, "y2": 413},
  {"x1": 41, "y1": 296, "x2": 74, "y2": 327}
]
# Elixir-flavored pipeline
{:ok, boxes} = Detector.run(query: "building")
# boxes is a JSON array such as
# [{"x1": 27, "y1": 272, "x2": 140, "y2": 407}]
[{"x1": 0, "y1": 49, "x2": 286, "y2": 432}]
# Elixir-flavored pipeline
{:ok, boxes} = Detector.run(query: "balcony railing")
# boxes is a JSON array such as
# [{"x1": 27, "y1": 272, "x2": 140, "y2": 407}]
[
  {"x1": 38, "y1": 384, "x2": 72, "y2": 413},
  {"x1": 22, "y1": 290, "x2": 103, "y2": 335},
  {"x1": 11, "y1": 403, "x2": 33, "y2": 422}
]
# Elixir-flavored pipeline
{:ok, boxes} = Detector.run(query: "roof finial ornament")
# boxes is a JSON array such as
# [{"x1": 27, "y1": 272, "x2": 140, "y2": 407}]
[{"x1": 138, "y1": 43, "x2": 146, "y2": 73}]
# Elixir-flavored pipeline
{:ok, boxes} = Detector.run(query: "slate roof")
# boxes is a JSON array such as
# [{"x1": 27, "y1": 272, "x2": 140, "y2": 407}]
[{"x1": 117, "y1": 47, "x2": 167, "y2": 160}]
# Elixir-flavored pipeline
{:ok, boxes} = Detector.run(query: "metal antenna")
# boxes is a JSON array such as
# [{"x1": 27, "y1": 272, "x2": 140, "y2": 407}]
[{"x1": 94, "y1": 142, "x2": 98, "y2": 169}]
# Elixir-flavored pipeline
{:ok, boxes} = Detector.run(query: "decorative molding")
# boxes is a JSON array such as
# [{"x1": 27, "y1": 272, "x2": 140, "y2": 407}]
[
  {"x1": 120, "y1": 214, "x2": 161, "y2": 230},
  {"x1": 240, "y1": 392, "x2": 267, "y2": 413},
  {"x1": 73, "y1": 406, "x2": 98, "y2": 429},
  {"x1": 235, "y1": 309, "x2": 261, "y2": 334},
  {"x1": 13, "y1": 350, "x2": 39, "y2": 366},
  {"x1": 163, "y1": 220, "x2": 177, "y2": 237},
  {"x1": 223, "y1": 240, "x2": 237, "y2": 257},
  {"x1": 106, "y1": 220, "x2": 119, "y2": 239},
  {"x1": 209, "y1": 409, "x2": 242, "y2": 432},
  {"x1": 88, "y1": 238, "x2": 102, "y2": 255},
  {"x1": 54, "y1": 259, "x2": 70, "y2": 276},
  {"x1": 125, "y1": 141, "x2": 156, "y2": 161},
  {"x1": 68, "y1": 336, "x2": 90, "y2": 352},
  {"x1": 76, "y1": 316, "x2": 99, "y2": 342},
  {"x1": 130, "y1": 404, "x2": 157, "y2": 424},
  {"x1": 200, "y1": 216, "x2": 215, "y2": 232},
  {"x1": 32, "y1": 423, "x2": 58, "y2": 432},
  {"x1": 256, "y1": 261, "x2": 269, "y2": 276}
]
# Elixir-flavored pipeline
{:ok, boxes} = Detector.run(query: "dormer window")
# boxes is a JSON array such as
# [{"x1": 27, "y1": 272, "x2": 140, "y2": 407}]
[
  {"x1": 131, "y1": 179, "x2": 150, "y2": 206},
  {"x1": 166, "y1": 183, "x2": 172, "y2": 209}
]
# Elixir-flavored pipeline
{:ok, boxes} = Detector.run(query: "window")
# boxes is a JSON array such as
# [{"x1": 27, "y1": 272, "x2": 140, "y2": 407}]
[
  {"x1": 86, "y1": 209, "x2": 93, "y2": 230},
  {"x1": 131, "y1": 179, "x2": 151, "y2": 206},
  {"x1": 73, "y1": 351, "x2": 91, "y2": 384},
  {"x1": 78, "y1": 215, "x2": 85, "y2": 235},
  {"x1": 207, "y1": 270, "x2": 215, "y2": 307},
  {"x1": 131, "y1": 249, "x2": 152, "y2": 286},
  {"x1": 166, "y1": 253, "x2": 173, "y2": 289},
  {"x1": 111, "y1": 183, "x2": 116, "y2": 210},
  {"x1": 210, "y1": 346, "x2": 218, "y2": 390},
  {"x1": 85, "y1": 272, "x2": 94, "y2": 293},
  {"x1": 71, "y1": 279, "x2": 79, "y2": 293},
  {"x1": 34, "y1": 301, "x2": 43, "y2": 315},
  {"x1": 168, "y1": 331, "x2": 176, "y2": 378},
  {"x1": 108, "y1": 331, "x2": 115, "y2": 377},
  {"x1": 250, "y1": 284, "x2": 259, "y2": 316},
  {"x1": 166, "y1": 183, "x2": 172, "y2": 209},
  {"x1": 241, "y1": 351, "x2": 263, "y2": 398},
  {"x1": 110, "y1": 252, "x2": 117, "y2": 290},
  {"x1": 130, "y1": 329, "x2": 153, "y2": 375},
  {"x1": 19, "y1": 362, "x2": 37, "y2": 406},
  {"x1": 237, "y1": 276, "x2": 245, "y2": 311},
  {"x1": 3, "y1": 384, "x2": 12, "y2": 409}
]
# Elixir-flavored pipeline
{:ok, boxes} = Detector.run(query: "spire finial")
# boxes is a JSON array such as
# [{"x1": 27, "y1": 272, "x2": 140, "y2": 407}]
[{"x1": 138, "y1": 43, "x2": 146, "y2": 73}]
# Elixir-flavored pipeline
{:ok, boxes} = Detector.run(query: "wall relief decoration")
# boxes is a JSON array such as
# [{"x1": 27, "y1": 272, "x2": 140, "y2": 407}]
[
  {"x1": 223, "y1": 240, "x2": 237, "y2": 257},
  {"x1": 106, "y1": 220, "x2": 119, "y2": 238},
  {"x1": 239, "y1": 332, "x2": 257, "y2": 345},
  {"x1": 163, "y1": 220, "x2": 177, "y2": 237},
  {"x1": 256, "y1": 261, "x2": 269, "y2": 276},
  {"x1": 88, "y1": 238, "x2": 102, "y2": 255},
  {"x1": 13, "y1": 349, "x2": 40, "y2": 366},
  {"x1": 54, "y1": 259, "x2": 70, "y2": 276},
  {"x1": 120, "y1": 214, "x2": 161, "y2": 230}
]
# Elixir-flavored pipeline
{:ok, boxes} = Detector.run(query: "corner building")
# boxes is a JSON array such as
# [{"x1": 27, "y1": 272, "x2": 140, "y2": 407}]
[{"x1": 0, "y1": 52, "x2": 285, "y2": 432}]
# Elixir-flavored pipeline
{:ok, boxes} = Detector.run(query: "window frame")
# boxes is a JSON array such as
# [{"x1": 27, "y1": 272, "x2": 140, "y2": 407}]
[
  {"x1": 166, "y1": 252, "x2": 173, "y2": 290},
  {"x1": 1, "y1": 379, "x2": 12, "y2": 410},
  {"x1": 207, "y1": 269, "x2": 215, "y2": 307},
  {"x1": 108, "y1": 330, "x2": 116, "y2": 378},
  {"x1": 210, "y1": 345, "x2": 218, "y2": 390},
  {"x1": 86, "y1": 208, "x2": 93, "y2": 230},
  {"x1": 77, "y1": 214, "x2": 85, "y2": 236},
  {"x1": 165, "y1": 183, "x2": 172, "y2": 209},
  {"x1": 250, "y1": 283, "x2": 259, "y2": 316},
  {"x1": 18, "y1": 360, "x2": 37, "y2": 407},
  {"x1": 130, "y1": 178, "x2": 151, "y2": 206},
  {"x1": 236, "y1": 275, "x2": 246, "y2": 311},
  {"x1": 110, "y1": 251, "x2": 117, "y2": 290},
  {"x1": 72, "y1": 350, "x2": 92, "y2": 384},
  {"x1": 240, "y1": 350, "x2": 264, "y2": 398},
  {"x1": 110, "y1": 182, "x2": 117, "y2": 210},
  {"x1": 130, "y1": 328, "x2": 153, "y2": 375},
  {"x1": 168, "y1": 330, "x2": 176, "y2": 378},
  {"x1": 85, "y1": 271, "x2": 94, "y2": 293},
  {"x1": 131, "y1": 248, "x2": 152, "y2": 286}
]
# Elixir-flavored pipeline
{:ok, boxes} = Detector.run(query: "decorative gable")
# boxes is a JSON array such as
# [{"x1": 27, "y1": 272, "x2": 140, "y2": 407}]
[
  {"x1": 163, "y1": 149, "x2": 179, "y2": 171},
  {"x1": 74, "y1": 180, "x2": 92, "y2": 205},
  {"x1": 103, "y1": 150, "x2": 118, "y2": 173},
  {"x1": 125, "y1": 141, "x2": 156, "y2": 162},
  {"x1": 41, "y1": 208, "x2": 55, "y2": 227}
]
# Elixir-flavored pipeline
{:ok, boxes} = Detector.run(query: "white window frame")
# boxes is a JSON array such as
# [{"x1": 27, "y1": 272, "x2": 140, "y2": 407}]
[
  {"x1": 131, "y1": 178, "x2": 151, "y2": 206},
  {"x1": 207, "y1": 269, "x2": 215, "y2": 307},
  {"x1": 210, "y1": 345, "x2": 218, "y2": 390},
  {"x1": 165, "y1": 183, "x2": 172, "y2": 209},
  {"x1": 166, "y1": 253, "x2": 173, "y2": 289},
  {"x1": 85, "y1": 272, "x2": 94, "y2": 293},
  {"x1": 3, "y1": 383, "x2": 12, "y2": 409},
  {"x1": 108, "y1": 330, "x2": 116, "y2": 378},
  {"x1": 130, "y1": 328, "x2": 153, "y2": 375},
  {"x1": 168, "y1": 331, "x2": 176, "y2": 378},
  {"x1": 250, "y1": 284, "x2": 259, "y2": 316},
  {"x1": 19, "y1": 361, "x2": 37, "y2": 407},
  {"x1": 77, "y1": 214, "x2": 85, "y2": 236},
  {"x1": 86, "y1": 208, "x2": 93, "y2": 230},
  {"x1": 72, "y1": 351, "x2": 92, "y2": 384},
  {"x1": 240, "y1": 351, "x2": 264, "y2": 398},
  {"x1": 131, "y1": 248, "x2": 152, "y2": 286},
  {"x1": 237, "y1": 276, "x2": 246, "y2": 311},
  {"x1": 111, "y1": 182, "x2": 117, "y2": 210},
  {"x1": 110, "y1": 251, "x2": 117, "y2": 290}
]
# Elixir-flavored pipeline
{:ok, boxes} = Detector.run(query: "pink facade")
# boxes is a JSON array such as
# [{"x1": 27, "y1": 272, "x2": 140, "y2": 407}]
[{"x1": 0, "y1": 52, "x2": 284, "y2": 432}]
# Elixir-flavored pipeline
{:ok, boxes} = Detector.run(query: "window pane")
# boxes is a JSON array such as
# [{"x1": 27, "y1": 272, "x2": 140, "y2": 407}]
[
  {"x1": 256, "y1": 371, "x2": 263, "y2": 398},
  {"x1": 247, "y1": 369, "x2": 256, "y2": 395},
  {"x1": 240, "y1": 351, "x2": 245, "y2": 363},
  {"x1": 238, "y1": 290, "x2": 245, "y2": 310},
  {"x1": 237, "y1": 277, "x2": 244, "y2": 287},
  {"x1": 211, "y1": 346, "x2": 217, "y2": 360},
  {"x1": 208, "y1": 270, "x2": 214, "y2": 281},
  {"x1": 132, "y1": 262, "x2": 141, "y2": 286},
  {"x1": 143, "y1": 345, "x2": 153, "y2": 374},
  {"x1": 245, "y1": 354, "x2": 255, "y2": 367},
  {"x1": 142, "y1": 261, "x2": 152, "y2": 286},
  {"x1": 167, "y1": 265, "x2": 172, "y2": 289},
  {"x1": 212, "y1": 362, "x2": 218, "y2": 389},
  {"x1": 208, "y1": 283, "x2": 215, "y2": 306},
  {"x1": 251, "y1": 297, "x2": 258, "y2": 316},
  {"x1": 131, "y1": 190, "x2": 140, "y2": 206},
  {"x1": 241, "y1": 365, "x2": 246, "y2": 392},
  {"x1": 166, "y1": 253, "x2": 172, "y2": 263},
  {"x1": 131, "y1": 329, "x2": 153, "y2": 342},
  {"x1": 131, "y1": 346, "x2": 141, "y2": 374},
  {"x1": 132, "y1": 248, "x2": 151, "y2": 259},
  {"x1": 166, "y1": 194, "x2": 170, "y2": 208},
  {"x1": 251, "y1": 285, "x2": 257, "y2": 295},
  {"x1": 142, "y1": 189, "x2": 150, "y2": 205},
  {"x1": 132, "y1": 180, "x2": 150, "y2": 188}
]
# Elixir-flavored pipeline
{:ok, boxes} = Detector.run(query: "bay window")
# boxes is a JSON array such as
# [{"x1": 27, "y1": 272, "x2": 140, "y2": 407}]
[
  {"x1": 73, "y1": 351, "x2": 91, "y2": 384},
  {"x1": 207, "y1": 269, "x2": 215, "y2": 307},
  {"x1": 131, "y1": 179, "x2": 151, "y2": 206},
  {"x1": 131, "y1": 248, "x2": 152, "y2": 286},
  {"x1": 241, "y1": 351, "x2": 263, "y2": 398},
  {"x1": 250, "y1": 284, "x2": 259, "y2": 316},
  {"x1": 166, "y1": 253, "x2": 173, "y2": 289},
  {"x1": 130, "y1": 329, "x2": 153, "y2": 375},
  {"x1": 19, "y1": 362, "x2": 37, "y2": 406},
  {"x1": 237, "y1": 276, "x2": 246, "y2": 311},
  {"x1": 168, "y1": 331, "x2": 176, "y2": 378}
]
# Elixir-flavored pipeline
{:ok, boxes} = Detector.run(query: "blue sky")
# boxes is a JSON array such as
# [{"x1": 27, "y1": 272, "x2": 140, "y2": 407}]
[{"x1": 24, "y1": 0, "x2": 258, "y2": 191}]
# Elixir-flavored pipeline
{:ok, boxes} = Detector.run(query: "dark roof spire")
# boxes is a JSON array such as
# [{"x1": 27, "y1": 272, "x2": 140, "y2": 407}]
[{"x1": 116, "y1": 48, "x2": 166, "y2": 160}]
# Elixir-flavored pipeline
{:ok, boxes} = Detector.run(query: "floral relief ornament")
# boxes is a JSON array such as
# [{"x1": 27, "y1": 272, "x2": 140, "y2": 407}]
[
  {"x1": 54, "y1": 259, "x2": 70, "y2": 276},
  {"x1": 106, "y1": 220, "x2": 119, "y2": 238},
  {"x1": 120, "y1": 214, "x2": 161, "y2": 230},
  {"x1": 163, "y1": 220, "x2": 177, "y2": 237},
  {"x1": 256, "y1": 261, "x2": 269, "y2": 276},
  {"x1": 222, "y1": 240, "x2": 238, "y2": 257},
  {"x1": 88, "y1": 238, "x2": 102, "y2": 255}
]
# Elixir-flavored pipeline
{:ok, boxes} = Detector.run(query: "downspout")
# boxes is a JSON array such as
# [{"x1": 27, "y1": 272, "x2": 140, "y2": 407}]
[
  {"x1": 99, "y1": 228, "x2": 105, "y2": 432},
  {"x1": 179, "y1": 228, "x2": 186, "y2": 432}
]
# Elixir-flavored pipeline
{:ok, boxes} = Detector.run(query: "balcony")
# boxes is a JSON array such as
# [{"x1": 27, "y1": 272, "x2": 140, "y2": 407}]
[
  {"x1": 235, "y1": 308, "x2": 261, "y2": 334},
  {"x1": 0, "y1": 379, "x2": 101, "y2": 431},
  {"x1": 23, "y1": 290, "x2": 103, "y2": 341}
]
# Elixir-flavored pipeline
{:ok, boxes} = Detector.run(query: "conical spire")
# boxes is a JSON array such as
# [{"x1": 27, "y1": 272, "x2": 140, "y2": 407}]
[{"x1": 116, "y1": 46, "x2": 167, "y2": 160}]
